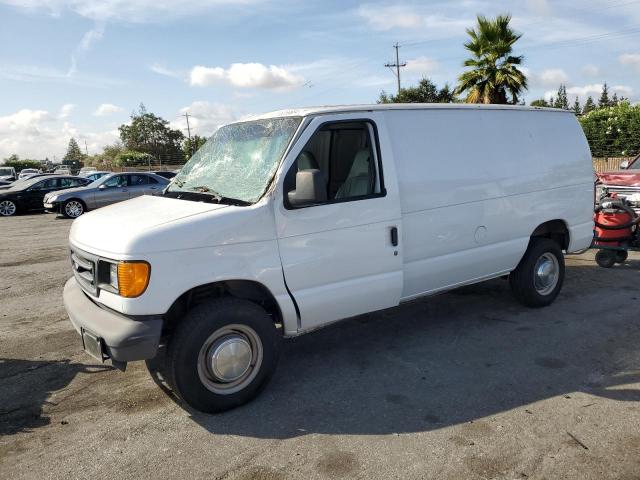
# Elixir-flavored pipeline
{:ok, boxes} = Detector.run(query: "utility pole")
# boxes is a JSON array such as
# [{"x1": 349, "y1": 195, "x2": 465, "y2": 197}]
[
  {"x1": 183, "y1": 112, "x2": 193, "y2": 157},
  {"x1": 385, "y1": 42, "x2": 407, "y2": 96},
  {"x1": 84, "y1": 140, "x2": 89, "y2": 155}
]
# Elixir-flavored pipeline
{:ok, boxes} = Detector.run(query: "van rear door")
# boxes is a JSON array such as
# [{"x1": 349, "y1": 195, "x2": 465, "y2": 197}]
[{"x1": 274, "y1": 113, "x2": 403, "y2": 331}]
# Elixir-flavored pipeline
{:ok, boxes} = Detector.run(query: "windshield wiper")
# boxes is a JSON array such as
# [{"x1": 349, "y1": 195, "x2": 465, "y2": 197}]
[{"x1": 164, "y1": 187, "x2": 251, "y2": 206}]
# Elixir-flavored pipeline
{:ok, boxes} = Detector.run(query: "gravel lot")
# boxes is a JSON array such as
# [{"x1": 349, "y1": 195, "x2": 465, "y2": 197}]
[{"x1": 1, "y1": 213, "x2": 639, "y2": 480}]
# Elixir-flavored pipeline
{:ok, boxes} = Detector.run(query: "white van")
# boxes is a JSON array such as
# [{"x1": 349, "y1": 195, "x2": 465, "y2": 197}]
[{"x1": 64, "y1": 104, "x2": 594, "y2": 412}]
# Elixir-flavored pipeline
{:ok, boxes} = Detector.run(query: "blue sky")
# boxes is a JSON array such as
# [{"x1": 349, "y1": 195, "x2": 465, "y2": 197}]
[{"x1": 1, "y1": 0, "x2": 640, "y2": 159}]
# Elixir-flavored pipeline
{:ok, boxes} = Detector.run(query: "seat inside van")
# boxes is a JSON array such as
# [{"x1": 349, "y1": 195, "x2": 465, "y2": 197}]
[{"x1": 292, "y1": 121, "x2": 376, "y2": 200}]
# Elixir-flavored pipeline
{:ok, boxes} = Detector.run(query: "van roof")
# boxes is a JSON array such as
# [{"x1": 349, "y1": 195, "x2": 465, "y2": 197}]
[{"x1": 244, "y1": 103, "x2": 570, "y2": 121}]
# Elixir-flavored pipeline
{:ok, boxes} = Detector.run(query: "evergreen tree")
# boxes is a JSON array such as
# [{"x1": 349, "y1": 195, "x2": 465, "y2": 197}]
[
  {"x1": 583, "y1": 96, "x2": 596, "y2": 114},
  {"x1": 553, "y1": 84, "x2": 569, "y2": 110},
  {"x1": 611, "y1": 92, "x2": 619, "y2": 106},
  {"x1": 572, "y1": 96, "x2": 581, "y2": 115},
  {"x1": 63, "y1": 138, "x2": 84, "y2": 163},
  {"x1": 598, "y1": 83, "x2": 610, "y2": 108}
]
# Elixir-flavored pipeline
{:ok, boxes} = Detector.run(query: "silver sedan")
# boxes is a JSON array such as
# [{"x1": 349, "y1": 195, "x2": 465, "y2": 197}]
[{"x1": 44, "y1": 172, "x2": 170, "y2": 218}]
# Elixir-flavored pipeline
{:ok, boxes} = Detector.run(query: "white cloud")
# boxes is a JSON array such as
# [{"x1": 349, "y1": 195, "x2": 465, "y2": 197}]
[
  {"x1": 172, "y1": 101, "x2": 238, "y2": 137},
  {"x1": 619, "y1": 53, "x2": 640, "y2": 72},
  {"x1": 0, "y1": 63, "x2": 122, "y2": 87},
  {"x1": 526, "y1": 0, "x2": 551, "y2": 16},
  {"x1": 538, "y1": 68, "x2": 568, "y2": 86},
  {"x1": 404, "y1": 56, "x2": 439, "y2": 75},
  {"x1": 0, "y1": 107, "x2": 118, "y2": 159},
  {"x1": 581, "y1": 64, "x2": 600, "y2": 77},
  {"x1": 357, "y1": 4, "x2": 470, "y2": 35},
  {"x1": 189, "y1": 63, "x2": 305, "y2": 90},
  {"x1": 93, "y1": 103, "x2": 123, "y2": 116},
  {"x1": 59, "y1": 103, "x2": 75, "y2": 118},
  {"x1": 68, "y1": 22, "x2": 105, "y2": 76},
  {"x1": 0, "y1": 0, "x2": 259, "y2": 23},
  {"x1": 150, "y1": 63, "x2": 184, "y2": 79}
]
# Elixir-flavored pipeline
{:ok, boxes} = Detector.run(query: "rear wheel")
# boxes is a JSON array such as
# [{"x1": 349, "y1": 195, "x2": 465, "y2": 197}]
[
  {"x1": 595, "y1": 249, "x2": 616, "y2": 268},
  {"x1": 0, "y1": 200, "x2": 17, "y2": 217},
  {"x1": 163, "y1": 298, "x2": 281, "y2": 413},
  {"x1": 63, "y1": 199, "x2": 85, "y2": 218},
  {"x1": 615, "y1": 250, "x2": 628, "y2": 264},
  {"x1": 509, "y1": 238, "x2": 565, "y2": 308}
]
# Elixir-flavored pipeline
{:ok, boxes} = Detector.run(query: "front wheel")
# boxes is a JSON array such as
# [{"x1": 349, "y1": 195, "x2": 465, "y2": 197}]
[
  {"x1": 165, "y1": 298, "x2": 281, "y2": 413},
  {"x1": 0, "y1": 200, "x2": 17, "y2": 216},
  {"x1": 63, "y1": 199, "x2": 85, "y2": 218},
  {"x1": 509, "y1": 238, "x2": 565, "y2": 308}
]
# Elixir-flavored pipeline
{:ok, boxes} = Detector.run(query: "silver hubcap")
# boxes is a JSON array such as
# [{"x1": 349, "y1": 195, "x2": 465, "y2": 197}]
[
  {"x1": 534, "y1": 252, "x2": 559, "y2": 295},
  {"x1": 197, "y1": 324, "x2": 263, "y2": 395},
  {"x1": 0, "y1": 200, "x2": 16, "y2": 216},
  {"x1": 65, "y1": 201, "x2": 83, "y2": 218}
]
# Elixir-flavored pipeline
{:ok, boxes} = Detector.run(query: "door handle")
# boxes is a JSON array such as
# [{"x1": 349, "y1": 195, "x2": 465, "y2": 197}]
[{"x1": 390, "y1": 227, "x2": 398, "y2": 247}]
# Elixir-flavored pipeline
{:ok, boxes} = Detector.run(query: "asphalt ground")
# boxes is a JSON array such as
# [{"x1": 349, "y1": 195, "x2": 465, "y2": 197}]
[{"x1": 1, "y1": 213, "x2": 639, "y2": 479}]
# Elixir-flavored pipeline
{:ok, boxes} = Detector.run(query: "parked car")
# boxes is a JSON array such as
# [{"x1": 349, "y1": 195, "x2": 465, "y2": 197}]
[
  {"x1": 79, "y1": 167, "x2": 98, "y2": 175},
  {"x1": 150, "y1": 170, "x2": 177, "y2": 180},
  {"x1": 18, "y1": 168, "x2": 40, "y2": 180},
  {"x1": 0, "y1": 175, "x2": 90, "y2": 216},
  {"x1": 82, "y1": 171, "x2": 111, "y2": 182},
  {"x1": 62, "y1": 104, "x2": 594, "y2": 413},
  {"x1": 596, "y1": 153, "x2": 640, "y2": 196},
  {"x1": 0, "y1": 173, "x2": 51, "y2": 191},
  {"x1": 44, "y1": 172, "x2": 169, "y2": 218},
  {"x1": 0, "y1": 166, "x2": 17, "y2": 182},
  {"x1": 54, "y1": 167, "x2": 72, "y2": 175}
]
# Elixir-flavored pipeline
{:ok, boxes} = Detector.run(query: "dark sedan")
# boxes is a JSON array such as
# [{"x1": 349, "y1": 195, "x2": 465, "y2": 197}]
[{"x1": 0, "y1": 175, "x2": 91, "y2": 217}]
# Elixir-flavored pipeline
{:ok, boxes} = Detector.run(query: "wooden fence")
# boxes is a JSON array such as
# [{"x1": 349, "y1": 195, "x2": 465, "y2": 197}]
[{"x1": 592, "y1": 157, "x2": 633, "y2": 172}]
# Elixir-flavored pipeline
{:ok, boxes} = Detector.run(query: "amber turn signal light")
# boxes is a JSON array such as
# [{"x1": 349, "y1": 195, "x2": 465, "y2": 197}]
[{"x1": 117, "y1": 261, "x2": 150, "y2": 298}]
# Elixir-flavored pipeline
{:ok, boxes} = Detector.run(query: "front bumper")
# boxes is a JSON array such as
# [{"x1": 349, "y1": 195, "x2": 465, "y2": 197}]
[
  {"x1": 43, "y1": 201, "x2": 61, "y2": 214},
  {"x1": 63, "y1": 277, "x2": 162, "y2": 362}
]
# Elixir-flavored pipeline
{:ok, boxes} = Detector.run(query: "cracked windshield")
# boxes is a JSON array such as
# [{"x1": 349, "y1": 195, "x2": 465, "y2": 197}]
[{"x1": 168, "y1": 117, "x2": 301, "y2": 203}]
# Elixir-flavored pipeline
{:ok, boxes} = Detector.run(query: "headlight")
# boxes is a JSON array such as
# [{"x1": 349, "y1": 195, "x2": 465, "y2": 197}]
[{"x1": 100, "y1": 260, "x2": 150, "y2": 297}]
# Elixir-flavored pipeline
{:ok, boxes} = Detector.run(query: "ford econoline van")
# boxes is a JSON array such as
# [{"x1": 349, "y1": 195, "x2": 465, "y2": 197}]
[{"x1": 64, "y1": 104, "x2": 594, "y2": 412}]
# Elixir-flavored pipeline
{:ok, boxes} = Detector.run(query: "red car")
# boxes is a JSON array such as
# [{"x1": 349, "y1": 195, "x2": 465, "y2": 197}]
[{"x1": 597, "y1": 154, "x2": 640, "y2": 188}]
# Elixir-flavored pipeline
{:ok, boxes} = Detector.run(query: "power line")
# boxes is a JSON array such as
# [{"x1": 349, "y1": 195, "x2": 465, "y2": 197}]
[{"x1": 384, "y1": 42, "x2": 407, "y2": 95}]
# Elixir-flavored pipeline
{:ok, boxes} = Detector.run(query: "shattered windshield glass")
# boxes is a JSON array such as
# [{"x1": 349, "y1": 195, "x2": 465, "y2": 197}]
[{"x1": 168, "y1": 117, "x2": 301, "y2": 204}]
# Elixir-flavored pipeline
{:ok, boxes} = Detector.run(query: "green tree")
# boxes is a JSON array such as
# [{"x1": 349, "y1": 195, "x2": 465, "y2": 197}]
[
  {"x1": 114, "y1": 150, "x2": 153, "y2": 167},
  {"x1": 3, "y1": 154, "x2": 42, "y2": 172},
  {"x1": 598, "y1": 83, "x2": 610, "y2": 108},
  {"x1": 63, "y1": 138, "x2": 84, "y2": 163},
  {"x1": 455, "y1": 14, "x2": 527, "y2": 104},
  {"x1": 572, "y1": 96, "x2": 581, "y2": 115},
  {"x1": 118, "y1": 104, "x2": 185, "y2": 162},
  {"x1": 183, "y1": 135, "x2": 208, "y2": 159},
  {"x1": 580, "y1": 101, "x2": 640, "y2": 157},
  {"x1": 583, "y1": 96, "x2": 596, "y2": 114},
  {"x1": 530, "y1": 99, "x2": 550, "y2": 107},
  {"x1": 553, "y1": 84, "x2": 569, "y2": 110},
  {"x1": 378, "y1": 78, "x2": 457, "y2": 104}
]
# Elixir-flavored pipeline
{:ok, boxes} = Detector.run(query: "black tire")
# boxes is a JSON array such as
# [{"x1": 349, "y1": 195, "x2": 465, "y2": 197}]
[
  {"x1": 164, "y1": 297, "x2": 281, "y2": 413},
  {"x1": 615, "y1": 250, "x2": 628, "y2": 264},
  {"x1": 0, "y1": 199, "x2": 18, "y2": 217},
  {"x1": 509, "y1": 238, "x2": 565, "y2": 308},
  {"x1": 62, "y1": 199, "x2": 85, "y2": 218},
  {"x1": 595, "y1": 249, "x2": 616, "y2": 268}
]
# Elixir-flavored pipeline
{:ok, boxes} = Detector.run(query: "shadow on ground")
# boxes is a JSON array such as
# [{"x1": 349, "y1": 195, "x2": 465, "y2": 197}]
[
  {"x1": 0, "y1": 358, "x2": 108, "y2": 436},
  {"x1": 149, "y1": 262, "x2": 640, "y2": 439}
]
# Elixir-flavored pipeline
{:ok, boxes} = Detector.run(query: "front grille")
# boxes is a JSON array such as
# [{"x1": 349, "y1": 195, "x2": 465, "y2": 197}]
[{"x1": 70, "y1": 247, "x2": 98, "y2": 296}]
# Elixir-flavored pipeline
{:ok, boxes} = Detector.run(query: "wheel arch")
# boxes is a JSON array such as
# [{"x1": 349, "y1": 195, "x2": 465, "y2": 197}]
[
  {"x1": 162, "y1": 279, "x2": 285, "y2": 336},
  {"x1": 530, "y1": 219, "x2": 570, "y2": 250}
]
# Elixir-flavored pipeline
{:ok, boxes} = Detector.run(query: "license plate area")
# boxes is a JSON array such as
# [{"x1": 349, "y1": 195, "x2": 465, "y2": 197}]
[{"x1": 82, "y1": 329, "x2": 106, "y2": 362}]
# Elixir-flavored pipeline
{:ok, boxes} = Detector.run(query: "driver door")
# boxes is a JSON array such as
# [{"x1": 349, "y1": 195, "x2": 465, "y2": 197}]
[
  {"x1": 274, "y1": 113, "x2": 403, "y2": 332},
  {"x1": 95, "y1": 174, "x2": 129, "y2": 207}
]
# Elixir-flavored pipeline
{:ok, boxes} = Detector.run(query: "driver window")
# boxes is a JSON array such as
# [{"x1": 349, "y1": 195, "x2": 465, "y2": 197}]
[
  {"x1": 103, "y1": 175, "x2": 126, "y2": 188},
  {"x1": 284, "y1": 121, "x2": 381, "y2": 206}
]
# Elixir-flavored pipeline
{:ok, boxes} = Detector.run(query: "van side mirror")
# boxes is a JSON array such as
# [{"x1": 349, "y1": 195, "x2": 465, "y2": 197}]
[
  {"x1": 98, "y1": 184, "x2": 107, "y2": 189},
  {"x1": 620, "y1": 160, "x2": 629, "y2": 169},
  {"x1": 287, "y1": 170, "x2": 327, "y2": 207}
]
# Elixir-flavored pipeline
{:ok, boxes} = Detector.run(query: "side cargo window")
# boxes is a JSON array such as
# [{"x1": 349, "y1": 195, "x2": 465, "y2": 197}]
[{"x1": 284, "y1": 120, "x2": 383, "y2": 208}]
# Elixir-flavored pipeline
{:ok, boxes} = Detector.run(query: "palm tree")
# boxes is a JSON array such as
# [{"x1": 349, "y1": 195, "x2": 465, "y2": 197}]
[{"x1": 455, "y1": 14, "x2": 528, "y2": 104}]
